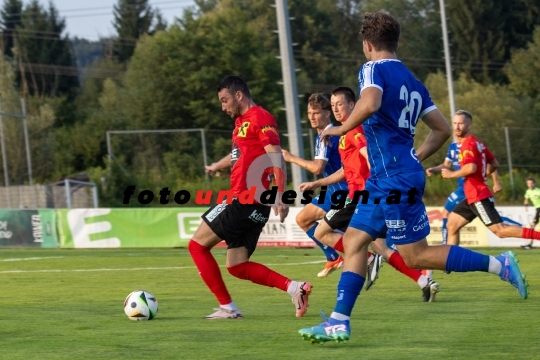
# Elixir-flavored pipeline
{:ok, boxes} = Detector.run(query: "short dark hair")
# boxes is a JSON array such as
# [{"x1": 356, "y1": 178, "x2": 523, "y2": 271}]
[
  {"x1": 455, "y1": 109, "x2": 473, "y2": 123},
  {"x1": 217, "y1": 75, "x2": 251, "y2": 98},
  {"x1": 360, "y1": 12, "x2": 400, "y2": 53},
  {"x1": 331, "y1": 87, "x2": 356, "y2": 104},
  {"x1": 527, "y1": 177, "x2": 536, "y2": 183},
  {"x1": 308, "y1": 93, "x2": 331, "y2": 111}
]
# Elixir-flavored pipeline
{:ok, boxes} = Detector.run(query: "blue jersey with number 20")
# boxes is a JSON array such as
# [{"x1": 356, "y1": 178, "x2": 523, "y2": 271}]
[{"x1": 358, "y1": 59, "x2": 437, "y2": 180}]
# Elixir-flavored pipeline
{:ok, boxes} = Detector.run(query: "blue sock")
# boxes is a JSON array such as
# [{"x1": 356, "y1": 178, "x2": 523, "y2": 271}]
[
  {"x1": 306, "y1": 222, "x2": 339, "y2": 261},
  {"x1": 441, "y1": 218, "x2": 448, "y2": 245},
  {"x1": 445, "y1": 245, "x2": 490, "y2": 272},
  {"x1": 332, "y1": 271, "x2": 365, "y2": 317},
  {"x1": 501, "y1": 216, "x2": 522, "y2": 227}
]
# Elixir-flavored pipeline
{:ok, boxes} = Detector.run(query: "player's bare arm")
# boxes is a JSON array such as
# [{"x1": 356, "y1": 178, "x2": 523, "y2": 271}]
[
  {"x1": 320, "y1": 88, "x2": 382, "y2": 142},
  {"x1": 441, "y1": 163, "x2": 475, "y2": 179},
  {"x1": 415, "y1": 109, "x2": 452, "y2": 162},
  {"x1": 265, "y1": 144, "x2": 289, "y2": 223},
  {"x1": 486, "y1": 159, "x2": 499, "y2": 175},
  {"x1": 491, "y1": 169, "x2": 503, "y2": 193},
  {"x1": 205, "y1": 154, "x2": 232, "y2": 176},
  {"x1": 299, "y1": 168, "x2": 345, "y2": 191},
  {"x1": 359, "y1": 146, "x2": 370, "y2": 170},
  {"x1": 282, "y1": 149, "x2": 327, "y2": 175},
  {"x1": 426, "y1": 159, "x2": 452, "y2": 177}
]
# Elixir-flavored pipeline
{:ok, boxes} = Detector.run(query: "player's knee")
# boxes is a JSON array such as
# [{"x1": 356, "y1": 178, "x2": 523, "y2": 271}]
[
  {"x1": 446, "y1": 220, "x2": 460, "y2": 234},
  {"x1": 295, "y1": 211, "x2": 311, "y2": 230}
]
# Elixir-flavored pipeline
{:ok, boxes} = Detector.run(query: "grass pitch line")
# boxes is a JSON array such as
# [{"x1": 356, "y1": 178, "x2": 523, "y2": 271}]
[
  {"x1": 2, "y1": 256, "x2": 65, "y2": 262},
  {"x1": 0, "y1": 260, "x2": 327, "y2": 274}
]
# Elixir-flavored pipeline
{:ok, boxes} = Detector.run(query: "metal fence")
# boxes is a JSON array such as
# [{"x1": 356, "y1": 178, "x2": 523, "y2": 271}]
[{"x1": 0, "y1": 180, "x2": 98, "y2": 209}]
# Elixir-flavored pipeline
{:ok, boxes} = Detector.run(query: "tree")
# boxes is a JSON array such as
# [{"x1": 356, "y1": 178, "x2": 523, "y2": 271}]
[
  {"x1": 0, "y1": 0, "x2": 22, "y2": 58},
  {"x1": 504, "y1": 27, "x2": 540, "y2": 98},
  {"x1": 112, "y1": 0, "x2": 159, "y2": 62},
  {"x1": 14, "y1": 0, "x2": 78, "y2": 98},
  {"x1": 447, "y1": 0, "x2": 540, "y2": 84}
]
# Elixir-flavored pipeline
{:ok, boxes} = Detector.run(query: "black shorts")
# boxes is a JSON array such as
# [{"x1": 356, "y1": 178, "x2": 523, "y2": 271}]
[
  {"x1": 202, "y1": 199, "x2": 270, "y2": 257},
  {"x1": 323, "y1": 201, "x2": 356, "y2": 232},
  {"x1": 533, "y1": 208, "x2": 540, "y2": 224},
  {"x1": 453, "y1": 197, "x2": 502, "y2": 226}
]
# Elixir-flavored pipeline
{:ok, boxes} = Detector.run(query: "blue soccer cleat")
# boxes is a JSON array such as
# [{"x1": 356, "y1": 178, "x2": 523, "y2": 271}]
[
  {"x1": 298, "y1": 311, "x2": 350, "y2": 344},
  {"x1": 496, "y1": 251, "x2": 529, "y2": 299}
]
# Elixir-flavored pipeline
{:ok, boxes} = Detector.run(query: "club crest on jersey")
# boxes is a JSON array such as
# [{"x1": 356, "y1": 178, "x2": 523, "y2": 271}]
[
  {"x1": 238, "y1": 122, "x2": 250, "y2": 137},
  {"x1": 261, "y1": 126, "x2": 278, "y2": 135},
  {"x1": 339, "y1": 136, "x2": 346, "y2": 149}
]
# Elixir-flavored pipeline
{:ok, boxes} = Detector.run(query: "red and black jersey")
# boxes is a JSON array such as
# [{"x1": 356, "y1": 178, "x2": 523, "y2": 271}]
[
  {"x1": 338, "y1": 125, "x2": 370, "y2": 198},
  {"x1": 459, "y1": 135, "x2": 496, "y2": 203},
  {"x1": 230, "y1": 106, "x2": 280, "y2": 197}
]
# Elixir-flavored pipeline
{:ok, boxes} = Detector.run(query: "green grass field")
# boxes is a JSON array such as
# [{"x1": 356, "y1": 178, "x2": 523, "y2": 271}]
[{"x1": 1, "y1": 247, "x2": 539, "y2": 360}]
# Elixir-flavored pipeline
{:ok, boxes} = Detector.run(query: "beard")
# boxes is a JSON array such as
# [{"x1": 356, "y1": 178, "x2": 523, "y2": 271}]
[{"x1": 227, "y1": 100, "x2": 242, "y2": 118}]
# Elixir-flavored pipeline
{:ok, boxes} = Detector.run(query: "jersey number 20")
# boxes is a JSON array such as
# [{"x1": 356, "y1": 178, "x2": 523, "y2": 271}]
[{"x1": 398, "y1": 85, "x2": 422, "y2": 135}]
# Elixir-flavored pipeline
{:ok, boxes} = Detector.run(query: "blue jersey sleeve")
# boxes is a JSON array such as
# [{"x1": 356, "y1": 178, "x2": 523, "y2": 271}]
[
  {"x1": 358, "y1": 62, "x2": 384, "y2": 95},
  {"x1": 445, "y1": 144, "x2": 453, "y2": 162}
]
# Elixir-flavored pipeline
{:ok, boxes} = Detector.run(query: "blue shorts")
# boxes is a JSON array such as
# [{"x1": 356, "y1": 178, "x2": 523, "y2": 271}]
[
  {"x1": 444, "y1": 187, "x2": 465, "y2": 213},
  {"x1": 311, "y1": 188, "x2": 349, "y2": 213},
  {"x1": 348, "y1": 171, "x2": 430, "y2": 246}
]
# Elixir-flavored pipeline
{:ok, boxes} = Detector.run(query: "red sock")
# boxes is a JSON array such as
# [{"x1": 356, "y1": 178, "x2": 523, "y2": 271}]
[
  {"x1": 227, "y1": 261, "x2": 290, "y2": 292},
  {"x1": 522, "y1": 228, "x2": 540, "y2": 240},
  {"x1": 333, "y1": 237, "x2": 344, "y2": 252},
  {"x1": 188, "y1": 240, "x2": 232, "y2": 305},
  {"x1": 332, "y1": 237, "x2": 372, "y2": 258},
  {"x1": 388, "y1": 252, "x2": 421, "y2": 282}
]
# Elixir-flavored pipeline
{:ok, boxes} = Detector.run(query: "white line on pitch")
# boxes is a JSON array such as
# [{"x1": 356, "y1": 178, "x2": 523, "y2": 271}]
[
  {"x1": 0, "y1": 260, "x2": 327, "y2": 274},
  {"x1": 2, "y1": 256, "x2": 65, "y2": 262}
]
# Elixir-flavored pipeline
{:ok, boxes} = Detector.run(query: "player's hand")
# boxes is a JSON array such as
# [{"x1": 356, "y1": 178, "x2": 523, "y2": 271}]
[
  {"x1": 205, "y1": 163, "x2": 220, "y2": 177},
  {"x1": 273, "y1": 203, "x2": 289, "y2": 223},
  {"x1": 441, "y1": 168, "x2": 453, "y2": 179},
  {"x1": 320, "y1": 126, "x2": 345, "y2": 145},
  {"x1": 299, "y1": 182, "x2": 317, "y2": 191},
  {"x1": 425, "y1": 168, "x2": 434, "y2": 177},
  {"x1": 281, "y1": 149, "x2": 292, "y2": 162},
  {"x1": 492, "y1": 183, "x2": 502, "y2": 193}
]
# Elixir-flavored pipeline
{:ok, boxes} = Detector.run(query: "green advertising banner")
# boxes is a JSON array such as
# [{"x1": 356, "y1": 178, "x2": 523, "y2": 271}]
[
  {"x1": 57, "y1": 208, "x2": 206, "y2": 248},
  {"x1": 0, "y1": 209, "x2": 58, "y2": 247}
]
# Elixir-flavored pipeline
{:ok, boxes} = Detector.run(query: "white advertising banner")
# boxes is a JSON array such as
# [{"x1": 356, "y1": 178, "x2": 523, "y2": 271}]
[{"x1": 488, "y1": 206, "x2": 533, "y2": 247}]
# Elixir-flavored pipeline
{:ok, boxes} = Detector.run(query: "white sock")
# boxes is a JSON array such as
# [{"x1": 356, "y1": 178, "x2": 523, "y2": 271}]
[
  {"x1": 221, "y1": 302, "x2": 238, "y2": 311},
  {"x1": 287, "y1": 281, "x2": 298, "y2": 296},
  {"x1": 330, "y1": 312, "x2": 350, "y2": 321},
  {"x1": 417, "y1": 275, "x2": 429, "y2": 289},
  {"x1": 488, "y1": 256, "x2": 502, "y2": 275}
]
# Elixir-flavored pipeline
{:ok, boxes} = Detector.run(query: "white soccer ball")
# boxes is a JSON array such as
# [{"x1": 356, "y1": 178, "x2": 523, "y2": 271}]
[{"x1": 124, "y1": 290, "x2": 158, "y2": 321}]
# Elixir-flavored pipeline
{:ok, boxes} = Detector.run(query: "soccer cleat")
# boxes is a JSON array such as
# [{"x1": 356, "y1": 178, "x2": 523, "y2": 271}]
[
  {"x1": 521, "y1": 244, "x2": 533, "y2": 250},
  {"x1": 497, "y1": 251, "x2": 529, "y2": 299},
  {"x1": 422, "y1": 279, "x2": 440, "y2": 302},
  {"x1": 204, "y1": 307, "x2": 243, "y2": 319},
  {"x1": 317, "y1": 256, "x2": 344, "y2": 278},
  {"x1": 365, "y1": 254, "x2": 383, "y2": 290},
  {"x1": 291, "y1": 281, "x2": 312, "y2": 317},
  {"x1": 299, "y1": 311, "x2": 350, "y2": 344}
]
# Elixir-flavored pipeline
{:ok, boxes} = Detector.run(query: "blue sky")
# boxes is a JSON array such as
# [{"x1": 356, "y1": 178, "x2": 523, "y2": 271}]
[{"x1": 23, "y1": 0, "x2": 196, "y2": 40}]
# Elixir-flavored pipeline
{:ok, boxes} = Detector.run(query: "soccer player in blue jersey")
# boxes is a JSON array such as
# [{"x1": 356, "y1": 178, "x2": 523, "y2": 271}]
[
  {"x1": 426, "y1": 110, "x2": 520, "y2": 246},
  {"x1": 298, "y1": 11, "x2": 528, "y2": 344},
  {"x1": 282, "y1": 93, "x2": 347, "y2": 277}
]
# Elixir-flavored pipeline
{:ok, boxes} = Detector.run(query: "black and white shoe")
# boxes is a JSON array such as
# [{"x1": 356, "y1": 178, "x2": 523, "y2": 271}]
[
  {"x1": 422, "y1": 280, "x2": 440, "y2": 302},
  {"x1": 366, "y1": 254, "x2": 383, "y2": 290}
]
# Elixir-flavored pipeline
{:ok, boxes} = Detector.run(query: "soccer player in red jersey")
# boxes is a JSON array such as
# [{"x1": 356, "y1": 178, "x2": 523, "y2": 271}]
[
  {"x1": 189, "y1": 75, "x2": 311, "y2": 319},
  {"x1": 300, "y1": 87, "x2": 439, "y2": 301},
  {"x1": 442, "y1": 110, "x2": 540, "y2": 246}
]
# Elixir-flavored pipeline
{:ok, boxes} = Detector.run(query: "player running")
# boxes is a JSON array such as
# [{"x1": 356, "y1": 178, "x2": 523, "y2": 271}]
[
  {"x1": 442, "y1": 111, "x2": 540, "y2": 248},
  {"x1": 522, "y1": 177, "x2": 540, "y2": 249},
  {"x1": 426, "y1": 110, "x2": 517, "y2": 245},
  {"x1": 189, "y1": 75, "x2": 311, "y2": 319},
  {"x1": 298, "y1": 12, "x2": 528, "y2": 344},
  {"x1": 282, "y1": 93, "x2": 346, "y2": 277},
  {"x1": 300, "y1": 86, "x2": 439, "y2": 301}
]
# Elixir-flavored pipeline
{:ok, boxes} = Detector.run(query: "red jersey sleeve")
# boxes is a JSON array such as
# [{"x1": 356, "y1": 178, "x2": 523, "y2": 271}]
[
  {"x1": 460, "y1": 138, "x2": 477, "y2": 166},
  {"x1": 253, "y1": 123, "x2": 280, "y2": 147},
  {"x1": 485, "y1": 146, "x2": 495, "y2": 164}
]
